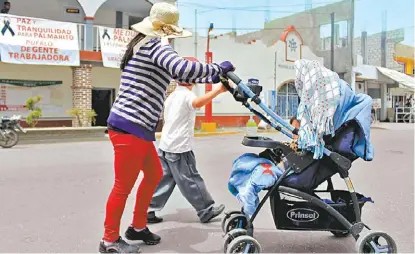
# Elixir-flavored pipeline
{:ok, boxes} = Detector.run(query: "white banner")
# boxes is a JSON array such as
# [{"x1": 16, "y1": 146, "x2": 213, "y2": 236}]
[
  {"x1": 0, "y1": 14, "x2": 80, "y2": 66},
  {"x1": 98, "y1": 26, "x2": 137, "y2": 68}
]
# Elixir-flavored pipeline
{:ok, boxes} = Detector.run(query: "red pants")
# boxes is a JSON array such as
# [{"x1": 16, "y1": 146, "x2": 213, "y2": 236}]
[{"x1": 103, "y1": 131, "x2": 163, "y2": 242}]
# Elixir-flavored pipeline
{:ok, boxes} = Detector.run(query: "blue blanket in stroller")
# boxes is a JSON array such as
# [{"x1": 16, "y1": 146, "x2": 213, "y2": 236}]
[{"x1": 228, "y1": 80, "x2": 374, "y2": 217}]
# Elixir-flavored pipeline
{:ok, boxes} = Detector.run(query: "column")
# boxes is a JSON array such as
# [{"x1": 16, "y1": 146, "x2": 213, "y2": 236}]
[
  {"x1": 76, "y1": 0, "x2": 106, "y2": 49},
  {"x1": 72, "y1": 64, "x2": 93, "y2": 127},
  {"x1": 116, "y1": 11, "x2": 123, "y2": 28},
  {"x1": 84, "y1": 17, "x2": 94, "y2": 51}
]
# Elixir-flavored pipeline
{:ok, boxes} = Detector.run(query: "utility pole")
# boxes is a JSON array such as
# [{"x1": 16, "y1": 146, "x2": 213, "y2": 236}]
[
  {"x1": 330, "y1": 12, "x2": 335, "y2": 71},
  {"x1": 361, "y1": 31, "x2": 368, "y2": 64},
  {"x1": 350, "y1": 0, "x2": 355, "y2": 67},
  {"x1": 381, "y1": 10, "x2": 387, "y2": 68},
  {"x1": 232, "y1": 13, "x2": 236, "y2": 34},
  {"x1": 194, "y1": 9, "x2": 198, "y2": 59},
  {"x1": 305, "y1": 0, "x2": 312, "y2": 10},
  {"x1": 273, "y1": 51, "x2": 277, "y2": 112},
  {"x1": 380, "y1": 10, "x2": 388, "y2": 122},
  {"x1": 265, "y1": 0, "x2": 271, "y2": 22}
]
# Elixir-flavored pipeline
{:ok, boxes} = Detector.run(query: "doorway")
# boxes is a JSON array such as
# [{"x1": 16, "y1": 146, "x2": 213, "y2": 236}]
[
  {"x1": 92, "y1": 88, "x2": 115, "y2": 126},
  {"x1": 277, "y1": 81, "x2": 300, "y2": 119}
]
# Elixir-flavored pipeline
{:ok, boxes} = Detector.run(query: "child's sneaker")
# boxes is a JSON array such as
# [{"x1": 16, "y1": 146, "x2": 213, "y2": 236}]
[
  {"x1": 98, "y1": 237, "x2": 140, "y2": 253},
  {"x1": 125, "y1": 226, "x2": 161, "y2": 245},
  {"x1": 201, "y1": 204, "x2": 225, "y2": 223},
  {"x1": 147, "y1": 211, "x2": 163, "y2": 224}
]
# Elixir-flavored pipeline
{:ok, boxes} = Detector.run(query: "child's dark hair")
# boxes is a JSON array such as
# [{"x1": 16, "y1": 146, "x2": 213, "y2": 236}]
[
  {"x1": 120, "y1": 32, "x2": 146, "y2": 71},
  {"x1": 289, "y1": 117, "x2": 298, "y2": 125}
]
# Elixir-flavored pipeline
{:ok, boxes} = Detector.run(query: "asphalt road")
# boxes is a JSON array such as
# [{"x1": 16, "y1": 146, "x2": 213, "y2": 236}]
[{"x1": 0, "y1": 129, "x2": 413, "y2": 253}]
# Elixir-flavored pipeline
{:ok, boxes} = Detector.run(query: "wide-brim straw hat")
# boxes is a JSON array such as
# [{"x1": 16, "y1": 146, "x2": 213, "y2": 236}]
[{"x1": 131, "y1": 2, "x2": 192, "y2": 39}]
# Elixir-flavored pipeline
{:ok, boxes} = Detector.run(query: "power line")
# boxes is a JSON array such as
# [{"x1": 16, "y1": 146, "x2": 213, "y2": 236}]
[
  {"x1": 178, "y1": 2, "x2": 348, "y2": 15},
  {"x1": 181, "y1": 25, "x2": 414, "y2": 32},
  {"x1": 178, "y1": 0, "x2": 347, "y2": 9},
  {"x1": 178, "y1": 0, "x2": 368, "y2": 15},
  {"x1": 179, "y1": 5, "x2": 335, "y2": 15}
]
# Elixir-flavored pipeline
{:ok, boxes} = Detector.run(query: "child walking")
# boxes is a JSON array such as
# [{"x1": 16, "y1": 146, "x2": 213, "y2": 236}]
[{"x1": 147, "y1": 81, "x2": 228, "y2": 224}]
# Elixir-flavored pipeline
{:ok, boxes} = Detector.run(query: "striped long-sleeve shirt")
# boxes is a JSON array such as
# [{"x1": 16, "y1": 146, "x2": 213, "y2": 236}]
[{"x1": 107, "y1": 38, "x2": 223, "y2": 141}]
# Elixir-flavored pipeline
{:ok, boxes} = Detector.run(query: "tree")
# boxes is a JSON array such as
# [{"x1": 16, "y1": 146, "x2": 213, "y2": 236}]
[{"x1": 25, "y1": 96, "x2": 43, "y2": 128}]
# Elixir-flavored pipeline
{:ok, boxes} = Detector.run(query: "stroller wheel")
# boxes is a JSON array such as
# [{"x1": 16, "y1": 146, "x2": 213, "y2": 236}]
[
  {"x1": 355, "y1": 230, "x2": 397, "y2": 253},
  {"x1": 224, "y1": 214, "x2": 249, "y2": 234},
  {"x1": 331, "y1": 230, "x2": 350, "y2": 237},
  {"x1": 223, "y1": 228, "x2": 247, "y2": 253},
  {"x1": 221, "y1": 211, "x2": 243, "y2": 233},
  {"x1": 226, "y1": 235, "x2": 262, "y2": 254}
]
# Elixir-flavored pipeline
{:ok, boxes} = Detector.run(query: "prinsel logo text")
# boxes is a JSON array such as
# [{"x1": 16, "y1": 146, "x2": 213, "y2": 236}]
[{"x1": 286, "y1": 208, "x2": 319, "y2": 222}]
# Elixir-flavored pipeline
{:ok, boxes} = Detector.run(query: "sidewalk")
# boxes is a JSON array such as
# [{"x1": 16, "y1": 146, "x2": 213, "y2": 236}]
[
  {"x1": 155, "y1": 129, "x2": 240, "y2": 139},
  {"x1": 371, "y1": 122, "x2": 414, "y2": 131},
  {"x1": 106, "y1": 123, "x2": 413, "y2": 141},
  {"x1": 255, "y1": 122, "x2": 414, "y2": 133}
]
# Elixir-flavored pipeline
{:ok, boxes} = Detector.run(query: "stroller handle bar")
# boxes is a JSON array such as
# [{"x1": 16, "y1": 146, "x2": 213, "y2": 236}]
[
  {"x1": 223, "y1": 71, "x2": 352, "y2": 172},
  {"x1": 225, "y1": 72, "x2": 298, "y2": 136}
]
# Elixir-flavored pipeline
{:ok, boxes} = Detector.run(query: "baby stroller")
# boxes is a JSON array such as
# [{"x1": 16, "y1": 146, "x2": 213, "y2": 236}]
[{"x1": 218, "y1": 72, "x2": 397, "y2": 253}]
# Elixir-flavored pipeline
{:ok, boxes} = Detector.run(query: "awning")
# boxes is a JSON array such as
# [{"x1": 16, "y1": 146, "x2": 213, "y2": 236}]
[{"x1": 376, "y1": 67, "x2": 415, "y2": 91}]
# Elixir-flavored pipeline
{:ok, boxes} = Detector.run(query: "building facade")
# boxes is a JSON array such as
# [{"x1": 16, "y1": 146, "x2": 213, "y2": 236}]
[
  {"x1": 0, "y1": 0, "x2": 153, "y2": 127},
  {"x1": 353, "y1": 29, "x2": 414, "y2": 122},
  {"x1": 174, "y1": 26, "x2": 323, "y2": 126}
]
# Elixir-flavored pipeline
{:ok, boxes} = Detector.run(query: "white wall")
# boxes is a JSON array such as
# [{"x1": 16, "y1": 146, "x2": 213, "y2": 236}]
[{"x1": 175, "y1": 35, "x2": 277, "y2": 115}]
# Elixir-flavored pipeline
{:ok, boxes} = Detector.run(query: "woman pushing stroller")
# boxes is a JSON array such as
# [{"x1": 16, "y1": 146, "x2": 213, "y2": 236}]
[{"x1": 99, "y1": 2, "x2": 235, "y2": 253}]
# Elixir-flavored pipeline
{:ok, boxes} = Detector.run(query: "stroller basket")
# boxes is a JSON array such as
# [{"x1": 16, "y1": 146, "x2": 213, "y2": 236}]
[{"x1": 270, "y1": 190, "x2": 371, "y2": 232}]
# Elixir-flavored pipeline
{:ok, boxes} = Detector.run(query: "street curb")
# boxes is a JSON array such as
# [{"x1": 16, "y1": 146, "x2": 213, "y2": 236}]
[
  {"x1": 370, "y1": 126, "x2": 388, "y2": 130},
  {"x1": 257, "y1": 126, "x2": 390, "y2": 133},
  {"x1": 155, "y1": 131, "x2": 240, "y2": 139},
  {"x1": 19, "y1": 137, "x2": 108, "y2": 145}
]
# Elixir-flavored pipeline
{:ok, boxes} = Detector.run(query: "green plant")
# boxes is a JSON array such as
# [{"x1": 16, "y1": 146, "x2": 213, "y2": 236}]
[
  {"x1": 67, "y1": 108, "x2": 98, "y2": 127},
  {"x1": 86, "y1": 109, "x2": 97, "y2": 126},
  {"x1": 25, "y1": 95, "x2": 43, "y2": 127},
  {"x1": 67, "y1": 108, "x2": 82, "y2": 127}
]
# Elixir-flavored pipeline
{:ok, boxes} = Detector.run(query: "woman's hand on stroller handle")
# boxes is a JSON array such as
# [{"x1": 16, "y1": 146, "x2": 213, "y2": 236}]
[
  {"x1": 225, "y1": 71, "x2": 242, "y2": 84},
  {"x1": 219, "y1": 75, "x2": 235, "y2": 93}
]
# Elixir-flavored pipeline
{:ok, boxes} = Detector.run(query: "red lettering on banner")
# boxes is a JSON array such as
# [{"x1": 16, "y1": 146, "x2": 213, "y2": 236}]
[
  {"x1": 113, "y1": 35, "x2": 135, "y2": 43},
  {"x1": 9, "y1": 46, "x2": 70, "y2": 62},
  {"x1": 124, "y1": 30, "x2": 136, "y2": 37},
  {"x1": 16, "y1": 25, "x2": 74, "y2": 40},
  {"x1": 110, "y1": 29, "x2": 136, "y2": 44},
  {"x1": 108, "y1": 56, "x2": 121, "y2": 61},
  {"x1": 114, "y1": 29, "x2": 124, "y2": 36},
  {"x1": 16, "y1": 18, "x2": 33, "y2": 25},
  {"x1": 25, "y1": 40, "x2": 54, "y2": 47},
  {"x1": 21, "y1": 46, "x2": 59, "y2": 54}
]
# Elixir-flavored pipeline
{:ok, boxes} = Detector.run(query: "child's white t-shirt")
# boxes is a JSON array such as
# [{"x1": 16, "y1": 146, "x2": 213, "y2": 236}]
[{"x1": 159, "y1": 86, "x2": 197, "y2": 153}]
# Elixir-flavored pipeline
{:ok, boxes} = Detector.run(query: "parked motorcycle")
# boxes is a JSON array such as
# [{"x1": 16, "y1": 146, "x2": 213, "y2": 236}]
[{"x1": 0, "y1": 115, "x2": 27, "y2": 148}]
